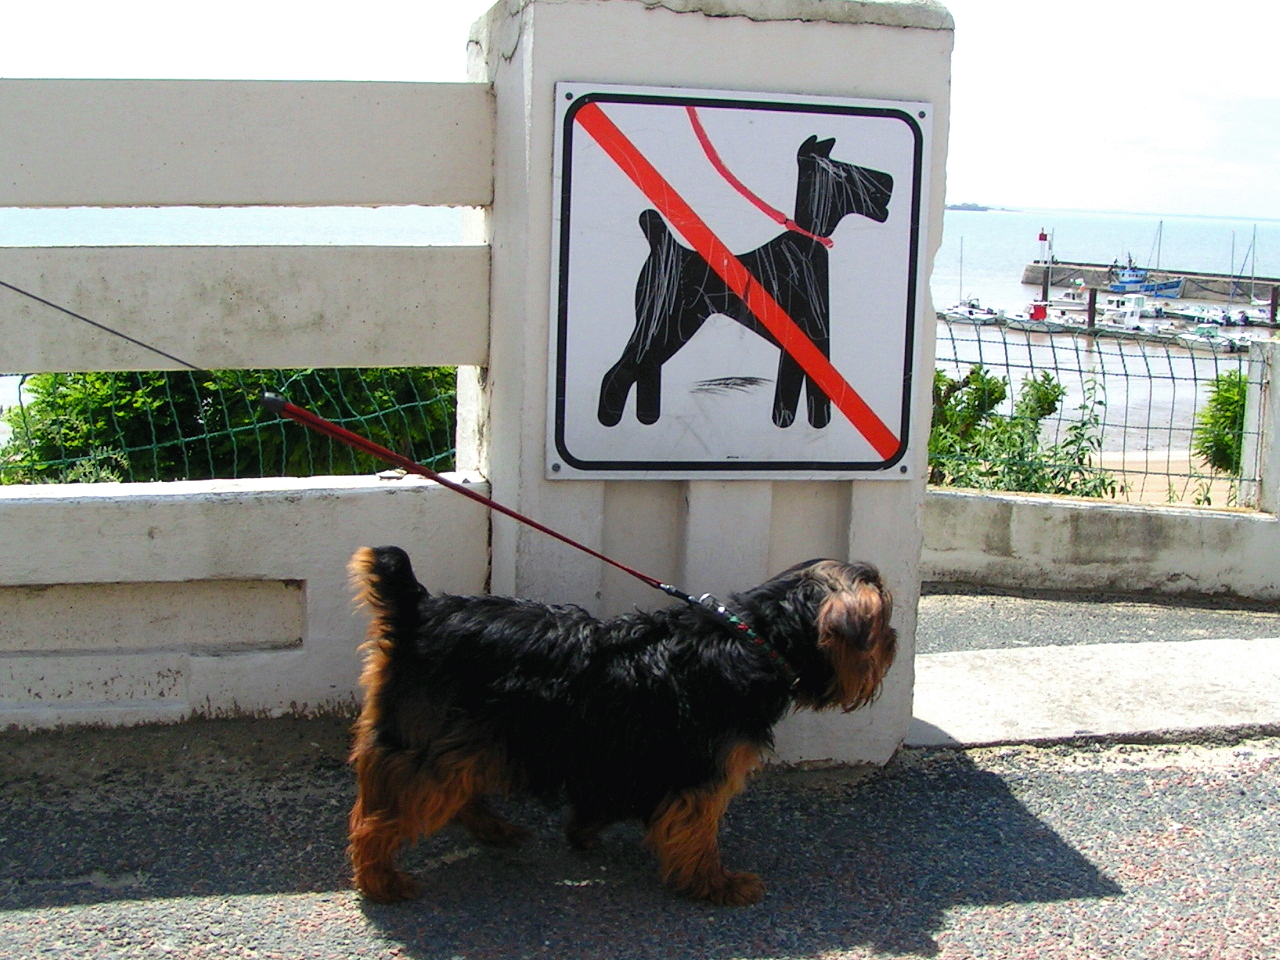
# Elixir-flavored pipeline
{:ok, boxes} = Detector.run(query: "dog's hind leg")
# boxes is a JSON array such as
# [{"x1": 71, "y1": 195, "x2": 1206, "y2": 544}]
[
  {"x1": 598, "y1": 210, "x2": 692, "y2": 427},
  {"x1": 349, "y1": 747, "x2": 501, "y2": 902},
  {"x1": 598, "y1": 358, "x2": 638, "y2": 427},
  {"x1": 645, "y1": 743, "x2": 765, "y2": 906},
  {"x1": 805, "y1": 372, "x2": 832, "y2": 429},
  {"x1": 634, "y1": 361, "x2": 663, "y2": 425},
  {"x1": 772, "y1": 351, "x2": 805, "y2": 428}
]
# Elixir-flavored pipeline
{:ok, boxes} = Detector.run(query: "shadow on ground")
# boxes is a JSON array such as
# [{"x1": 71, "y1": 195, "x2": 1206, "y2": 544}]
[{"x1": 1, "y1": 717, "x2": 1120, "y2": 958}]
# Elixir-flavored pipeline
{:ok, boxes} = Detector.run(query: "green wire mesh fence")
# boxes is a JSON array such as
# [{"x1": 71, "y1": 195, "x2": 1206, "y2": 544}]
[
  {"x1": 1, "y1": 325, "x2": 1263, "y2": 507},
  {"x1": 932, "y1": 317, "x2": 1259, "y2": 507},
  {"x1": 0, "y1": 367, "x2": 456, "y2": 484}
]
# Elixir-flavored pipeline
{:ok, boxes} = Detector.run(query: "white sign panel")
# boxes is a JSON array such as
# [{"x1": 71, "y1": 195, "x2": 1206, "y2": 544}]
[{"x1": 549, "y1": 83, "x2": 930, "y2": 478}]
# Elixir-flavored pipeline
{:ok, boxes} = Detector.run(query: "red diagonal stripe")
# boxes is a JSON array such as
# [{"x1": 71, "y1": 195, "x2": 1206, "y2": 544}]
[{"x1": 573, "y1": 101, "x2": 900, "y2": 461}]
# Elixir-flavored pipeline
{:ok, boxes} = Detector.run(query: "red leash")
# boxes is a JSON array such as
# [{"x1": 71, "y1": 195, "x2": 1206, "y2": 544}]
[
  {"x1": 0, "y1": 277, "x2": 793, "y2": 672},
  {"x1": 685, "y1": 106, "x2": 834, "y2": 249},
  {"x1": 264, "y1": 394, "x2": 798, "y2": 682},
  {"x1": 261, "y1": 393, "x2": 687, "y2": 601}
]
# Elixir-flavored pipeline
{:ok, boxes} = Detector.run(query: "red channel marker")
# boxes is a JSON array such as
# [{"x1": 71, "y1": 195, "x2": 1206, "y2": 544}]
[{"x1": 573, "y1": 100, "x2": 901, "y2": 461}]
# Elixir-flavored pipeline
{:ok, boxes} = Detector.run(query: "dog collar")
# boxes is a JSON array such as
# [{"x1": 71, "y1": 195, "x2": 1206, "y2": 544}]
[{"x1": 695, "y1": 593, "x2": 799, "y2": 686}]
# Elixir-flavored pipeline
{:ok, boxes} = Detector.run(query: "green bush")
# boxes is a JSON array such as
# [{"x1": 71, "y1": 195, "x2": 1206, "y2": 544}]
[
  {"x1": 929, "y1": 365, "x2": 1118, "y2": 498},
  {"x1": 1192, "y1": 370, "x2": 1247, "y2": 475},
  {"x1": 0, "y1": 367, "x2": 455, "y2": 484}
]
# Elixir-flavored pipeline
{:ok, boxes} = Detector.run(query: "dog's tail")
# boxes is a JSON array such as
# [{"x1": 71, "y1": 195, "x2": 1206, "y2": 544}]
[{"x1": 348, "y1": 546, "x2": 427, "y2": 673}]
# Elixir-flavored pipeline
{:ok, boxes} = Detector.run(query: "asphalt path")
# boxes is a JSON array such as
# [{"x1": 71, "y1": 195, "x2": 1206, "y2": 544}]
[
  {"x1": 4, "y1": 589, "x2": 1280, "y2": 959},
  {"x1": 918, "y1": 585, "x2": 1280, "y2": 655},
  {"x1": 3, "y1": 720, "x2": 1278, "y2": 959}
]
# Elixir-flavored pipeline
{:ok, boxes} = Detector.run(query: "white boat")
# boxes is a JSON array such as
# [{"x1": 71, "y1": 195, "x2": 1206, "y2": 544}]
[
  {"x1": 1164, "y1": 303, "x2": 1229, "y2": 325},
  {"x1": 1049, "y1": 283, "x2": 1090, "y2": 312},
  {"x1": 943, "y1": 297, "x2": 1001, "y2": 324},
  {"x1": 1103, "y1": 293, "x2": 1150, "y2": 327},
  {"x1": 1176, "y1": 324, "x2": 1249, "y2": 352}
]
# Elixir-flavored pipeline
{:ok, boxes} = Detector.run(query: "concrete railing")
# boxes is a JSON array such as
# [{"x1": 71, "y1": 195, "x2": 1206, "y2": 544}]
[
  {"x1": 0, "y1": 0, "x2": 956, "y2": 766},
  {"x1": 0, "y1": 80, "x2": 496, "y2": 729},
  {"x1": 922, "y1": 339, "x2": 1280, "y2": 601}
]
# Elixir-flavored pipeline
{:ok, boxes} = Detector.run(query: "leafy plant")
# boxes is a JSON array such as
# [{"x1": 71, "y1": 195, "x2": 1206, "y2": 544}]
[
  {"x1": 1192, "y1": 370, "x2": 1247, "y2": 475},
  {"x1": 0, "y1": 367, "x2": 455, "y2": 484},
  {"x1": 929, "y1": 365, "x2": 1119, "y2": 498}
]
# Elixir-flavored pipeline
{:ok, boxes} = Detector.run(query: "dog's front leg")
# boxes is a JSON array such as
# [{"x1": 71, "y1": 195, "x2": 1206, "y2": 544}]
[
  {"x1": 772, "y1": 350, "x2": 805, "y2": 428},
  {"x1": 645, "y1": 744, "x2": 764, "y2": 906}
]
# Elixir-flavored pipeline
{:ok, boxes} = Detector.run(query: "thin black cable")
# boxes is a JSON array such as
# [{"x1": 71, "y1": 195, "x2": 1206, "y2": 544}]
[
  {"x1": 0, "y1": 278, "x2": 203, "y2": 372},
  {"x1": 1, "y1": 278, "x2": 791, "y2": 675}
]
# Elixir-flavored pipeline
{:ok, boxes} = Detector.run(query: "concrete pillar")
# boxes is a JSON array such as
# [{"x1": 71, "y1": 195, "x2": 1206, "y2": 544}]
[
  {"x1": 462, "y1": 0, "x2": 952, "y2": 764},
  {"x1": 1241, "y1": 339, "x2": 1279, "y2": 512}
]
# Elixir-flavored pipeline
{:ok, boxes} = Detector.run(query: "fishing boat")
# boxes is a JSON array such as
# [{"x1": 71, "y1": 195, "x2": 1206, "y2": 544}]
[
  {"x1": 1107, "y1": 264, "x2": 1184, "y2": 298},
  {"x1": 1108, "y1": 264, "x2": 1151, "y2": 294}
]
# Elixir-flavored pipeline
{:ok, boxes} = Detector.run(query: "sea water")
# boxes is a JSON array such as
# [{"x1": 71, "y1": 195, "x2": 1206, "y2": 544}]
[{"x1": 932, "y1": 207, "x2": 1280, "y2": 314}]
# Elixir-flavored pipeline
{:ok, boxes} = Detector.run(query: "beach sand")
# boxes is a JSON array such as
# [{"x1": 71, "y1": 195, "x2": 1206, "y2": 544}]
[{"x1": 1098, "y1": 450, "x2": 1244, "y2": 507}]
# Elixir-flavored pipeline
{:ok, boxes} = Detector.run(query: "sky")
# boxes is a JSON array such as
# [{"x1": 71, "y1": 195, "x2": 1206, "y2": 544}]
[{"x1": 4, "y1": 0, "x2": 1278, "y2": 220}]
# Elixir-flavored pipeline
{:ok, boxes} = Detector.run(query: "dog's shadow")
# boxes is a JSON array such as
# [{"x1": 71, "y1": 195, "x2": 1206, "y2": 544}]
[
  {"x1": 0, "y1": 720, "x2": 1120, "y2": 958},
  {"x1": 363, "y1": 749, "x2": 1121, "y2": 959}
]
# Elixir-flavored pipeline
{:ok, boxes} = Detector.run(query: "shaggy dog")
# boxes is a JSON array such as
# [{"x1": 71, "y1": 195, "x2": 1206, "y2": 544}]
[{"x1": 347, "y1": 546, "x2": 895, "y2": 906}]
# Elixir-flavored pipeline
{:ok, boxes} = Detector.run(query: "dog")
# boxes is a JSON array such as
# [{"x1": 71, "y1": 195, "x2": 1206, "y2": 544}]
[
  {"x1": 597, "y1": 134, "x2": 893, "y2": 430},
  {"x1": 346, "y1": 546, "x2": 896, "y2": 906}
]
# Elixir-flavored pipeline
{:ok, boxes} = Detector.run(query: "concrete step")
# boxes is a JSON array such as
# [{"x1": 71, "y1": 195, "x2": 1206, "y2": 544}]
[{"x1": 907, "y1": 636, "x2": 1280, "y2": 747}]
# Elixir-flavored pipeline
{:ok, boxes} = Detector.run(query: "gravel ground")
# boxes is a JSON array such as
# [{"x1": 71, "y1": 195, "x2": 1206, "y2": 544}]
[
  {"x1": 917, "y1": 587, "x2": 1280, "y2": 655},
  {"x1": 3, "y1": 717, "x2": 1278, "y2": 959}
]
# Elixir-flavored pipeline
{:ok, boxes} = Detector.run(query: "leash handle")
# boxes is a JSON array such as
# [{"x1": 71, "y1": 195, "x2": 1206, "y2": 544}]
[{"x1": 261, "y1": 393, "x2": 667, "y2": 592}]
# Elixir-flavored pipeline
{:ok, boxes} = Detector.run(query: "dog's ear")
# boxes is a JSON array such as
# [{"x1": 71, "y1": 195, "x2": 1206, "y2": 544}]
[
  {"x1": 798, "y1": 135, "x2": 836, "y2": 159},
  {"x1": 793, "y1": 134, "x2": 834, "y2": 158},
  {"x1": 811, "y1": 563, "x2": 897, "y2": 712},
  {"x1": 817, "y1": 578, "x2": 890, "y2": 652}
]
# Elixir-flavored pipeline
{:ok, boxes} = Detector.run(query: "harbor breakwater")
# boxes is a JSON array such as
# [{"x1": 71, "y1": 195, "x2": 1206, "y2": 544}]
[{"x1": 1021, "y1": 260, "x2": 1280, "y2": 307}]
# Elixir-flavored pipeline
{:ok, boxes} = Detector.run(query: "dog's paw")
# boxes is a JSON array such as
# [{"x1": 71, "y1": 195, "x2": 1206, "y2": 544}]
[
  {"x1": 704, "y1": 870, "x2": 766, "y2": 907},
  {"x1": 355, "y1": 867, "x2": 421, "y2": 903}
]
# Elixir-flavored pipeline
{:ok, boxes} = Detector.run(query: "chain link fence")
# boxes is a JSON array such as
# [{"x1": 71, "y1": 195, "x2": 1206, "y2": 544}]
[{"x1": 932, "y1": 317, "x2": 1259, "y2": 507}]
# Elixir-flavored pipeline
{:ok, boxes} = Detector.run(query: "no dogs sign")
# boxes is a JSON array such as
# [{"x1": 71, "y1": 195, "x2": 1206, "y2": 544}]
[{"x1": 548, "y1": 83, "x2": 931, "y2": 479}]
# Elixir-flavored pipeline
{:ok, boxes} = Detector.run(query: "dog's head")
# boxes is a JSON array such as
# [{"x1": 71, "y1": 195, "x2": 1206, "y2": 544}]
[
  {"x1": 796, "y1": 135, "x2": 894, "y2": 227},
  {"x1": 761, "y1": 558, "x2": 897, "y2": 712}
]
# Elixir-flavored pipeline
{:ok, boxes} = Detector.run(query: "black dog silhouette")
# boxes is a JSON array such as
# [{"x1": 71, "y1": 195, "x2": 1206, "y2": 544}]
[{"x1": 598, "y1": 136, "x2": 893, "y2": 429}]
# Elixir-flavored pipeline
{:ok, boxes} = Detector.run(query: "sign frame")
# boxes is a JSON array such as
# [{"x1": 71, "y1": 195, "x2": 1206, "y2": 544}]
[{"x1": 548, "y1": 82, "x2": 931, "y2": 480}]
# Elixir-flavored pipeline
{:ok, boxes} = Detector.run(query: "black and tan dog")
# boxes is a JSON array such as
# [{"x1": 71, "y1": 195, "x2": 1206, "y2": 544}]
[{"x1": 346, "y1": 546, "x2": 895, "y2": 906}]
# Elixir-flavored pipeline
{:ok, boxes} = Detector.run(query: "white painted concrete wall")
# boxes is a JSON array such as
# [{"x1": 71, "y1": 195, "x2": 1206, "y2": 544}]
[
  {"x1": 465, "y1": 0, "x2": 953, "y2": 765},
  {"x1": 923, "y1": 338, "x2": 1280, "y2": 601},
  {"x1": 0, "y1": 477, "x2": 490, "y2": 728},
  {"x1": 0, "y1": 80, "x2": 494, "y2": 207},
  {"x1": 922, "y1": 490, "x2": 1280, "y2": 601},
  {"x1": 0, "y1": 80, "x2": 497, "y2": 729},
  {"x1": 0, "y1": 246, "x2": 489, "y2": 371}
]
